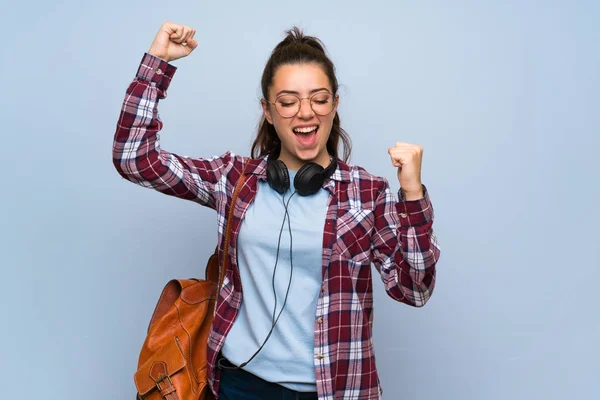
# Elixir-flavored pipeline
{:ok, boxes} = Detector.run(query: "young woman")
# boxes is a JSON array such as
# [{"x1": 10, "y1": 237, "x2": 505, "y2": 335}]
[{"x1": 114, "y1": 22, "x2": 441, "y2": 400}]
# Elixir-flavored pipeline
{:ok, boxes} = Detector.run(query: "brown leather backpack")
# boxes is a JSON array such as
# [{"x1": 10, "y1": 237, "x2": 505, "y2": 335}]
[{"x1": 133, "y1": 165, "x2": 247, "y2": 400}]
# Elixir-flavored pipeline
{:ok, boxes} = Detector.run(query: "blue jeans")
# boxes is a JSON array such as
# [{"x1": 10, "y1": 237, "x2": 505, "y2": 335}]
[{"x1": 218, "y1": 357, "x2": 318, "y2": 400}]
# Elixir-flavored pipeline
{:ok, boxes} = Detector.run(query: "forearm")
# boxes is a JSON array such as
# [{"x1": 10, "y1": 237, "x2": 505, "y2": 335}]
[
  {"x1": 112, "y1": 54, "x2": 176, "y2": 183},
  {"x1": 373, "y1": 185, "x2": 441, "y2": 307},
  {"x1": 395, "y1": 222, "x2": 439, "y2": 306},
  {"x1": 401, "y1": 187, "x2": 425, "y2": 201}
]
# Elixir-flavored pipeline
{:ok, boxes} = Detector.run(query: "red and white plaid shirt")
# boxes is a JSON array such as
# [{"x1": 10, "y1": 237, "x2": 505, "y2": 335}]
[{"x1": 114, "y1": 54, "x2": 441, "y2": 399}]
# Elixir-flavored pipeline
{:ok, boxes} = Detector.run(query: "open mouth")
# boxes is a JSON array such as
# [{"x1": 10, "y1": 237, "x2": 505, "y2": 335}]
[{"x1": 293, "y1": 125, "x2": 319, "y2": 146}]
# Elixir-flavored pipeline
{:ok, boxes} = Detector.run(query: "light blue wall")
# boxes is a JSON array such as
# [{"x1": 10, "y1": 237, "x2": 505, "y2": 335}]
[{"x1": 2, "y1": 1, "x2": 598, "y2": 399}]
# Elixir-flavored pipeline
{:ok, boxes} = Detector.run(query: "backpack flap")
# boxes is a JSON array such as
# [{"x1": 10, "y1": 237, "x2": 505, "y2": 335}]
[{"x1": 134, "y1": 337, "x2": 187, "y2": 396}]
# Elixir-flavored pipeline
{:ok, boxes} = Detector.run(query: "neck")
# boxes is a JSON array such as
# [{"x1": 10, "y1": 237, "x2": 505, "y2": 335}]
[{"x1": 277, "y1": 149, "x2": 331, "y2": 171}]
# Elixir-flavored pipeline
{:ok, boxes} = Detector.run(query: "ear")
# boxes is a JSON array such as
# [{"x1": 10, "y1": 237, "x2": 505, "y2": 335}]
[
  {"x1": 261, "y1": 99, "x2": 274, "y2": 125},
  {"x1": 333, "y1": 94, "x2": 340, "y2": 113}
]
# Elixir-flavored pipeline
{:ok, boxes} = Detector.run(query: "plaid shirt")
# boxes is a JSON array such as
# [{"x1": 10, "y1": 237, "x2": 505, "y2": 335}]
[{"x1": 114, "y1": 54, "x2": 441, "y2": 399}]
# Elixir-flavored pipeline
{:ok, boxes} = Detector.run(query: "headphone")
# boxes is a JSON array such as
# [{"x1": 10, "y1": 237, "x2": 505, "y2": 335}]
[
  {"x1": 266, "y1": 152, "x2": 338, "y2": 196},
  {"x1": 217, "y1": 151, "x2": 338, "y2": 371}
]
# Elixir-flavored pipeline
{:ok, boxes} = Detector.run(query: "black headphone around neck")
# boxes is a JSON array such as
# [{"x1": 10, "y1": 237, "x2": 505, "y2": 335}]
[{"x1": 266, "y1": 151, "x2": 338, "y2": 196}]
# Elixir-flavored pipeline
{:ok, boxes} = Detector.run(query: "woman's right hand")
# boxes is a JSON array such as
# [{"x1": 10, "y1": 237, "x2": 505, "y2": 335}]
[{"x1": 148, "y1": 22, "x2": 198, "y2": 63}]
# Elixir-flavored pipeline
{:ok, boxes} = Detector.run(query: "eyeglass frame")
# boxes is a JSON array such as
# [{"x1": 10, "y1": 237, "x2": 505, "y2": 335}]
[{"x1": 263, "y1": 91, "x2": 339, "y2": 119}]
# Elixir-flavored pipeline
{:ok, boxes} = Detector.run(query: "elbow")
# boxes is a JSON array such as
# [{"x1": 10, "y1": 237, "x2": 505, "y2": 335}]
[
  {"x1": 111, "y1": 139, "x2": 159, "y2": 182},
  {"x1": 389, "y1": 289, "x2": 433, "y2": 308},
  {"x1": 386, "y1": 273, "x2": 436, "y2": 308},
  {"x1": 407, "y1": 292, "x2": 433, "y2": 308},
  {"x1": 112, "y1": 145, "x2": 140, "y2": 183},
  {"x1": 112, "y1": 147, "x2": 130, "y2": 180},
  {"x1": 112, "y1": 158, "x2": 128, "y2": 181}
]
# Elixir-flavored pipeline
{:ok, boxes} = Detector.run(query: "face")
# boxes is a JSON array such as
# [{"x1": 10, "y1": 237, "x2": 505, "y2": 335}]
[{"x1": 261, "y1": 63, "x2": 339, "y2": 170}]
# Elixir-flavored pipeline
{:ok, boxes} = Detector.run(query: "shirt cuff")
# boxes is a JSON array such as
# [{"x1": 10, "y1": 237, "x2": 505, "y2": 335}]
[
  {"x1": 396, "y1": 185, "x2": 434, "y2": 227},
  {"x1": 135, "y1": 53, "x2": 177, "y2": 91}
]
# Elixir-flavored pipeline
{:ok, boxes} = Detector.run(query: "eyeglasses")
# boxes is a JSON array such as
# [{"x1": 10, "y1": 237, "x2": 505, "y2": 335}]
[{"x1": 265, "y1": 92, "x2": 336, "y2": 118}]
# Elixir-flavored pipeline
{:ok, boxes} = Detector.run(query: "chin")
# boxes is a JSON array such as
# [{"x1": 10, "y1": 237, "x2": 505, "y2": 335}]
[{"x1": 295, "y1": 148, "x2": 322, "y2": 163}]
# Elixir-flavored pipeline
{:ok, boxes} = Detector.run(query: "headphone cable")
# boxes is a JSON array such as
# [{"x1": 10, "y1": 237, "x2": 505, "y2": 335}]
[{"x1": 229, "y1": 191, "x2": 296, "y2": 370}]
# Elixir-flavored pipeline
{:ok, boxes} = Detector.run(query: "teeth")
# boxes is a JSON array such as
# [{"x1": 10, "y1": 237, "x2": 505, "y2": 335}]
[{"x1": 293, "y1": 126, "x2": 318, "y2": 134}]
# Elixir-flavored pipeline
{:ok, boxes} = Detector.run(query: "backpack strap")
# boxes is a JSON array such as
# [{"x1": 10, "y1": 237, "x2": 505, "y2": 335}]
[{"x1": 205, "y1": 160, "x2": 249, "y2": 287}]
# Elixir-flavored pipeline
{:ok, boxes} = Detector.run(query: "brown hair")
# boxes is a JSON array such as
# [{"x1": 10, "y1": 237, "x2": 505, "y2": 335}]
[{"x1": 250, "y1": 27, "x2": 352, "y2": 163}]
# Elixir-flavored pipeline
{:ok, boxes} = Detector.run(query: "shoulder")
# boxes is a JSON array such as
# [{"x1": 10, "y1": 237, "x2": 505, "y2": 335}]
[
  {"x1": 336, "y1": 159, "x2": 391, "y2": 205},
  {"x1": 195, "y1": 151, "x2": 255, "y2": 186},
  {"x1": 218, "y1": 152, "x2": 269, "y2": 188},
  {"x1": 338, "y1": 159, "x2": 389, "y2": 189},
  {"x1": 204, "y1": 151, "x2": 259, "y2": 172}
]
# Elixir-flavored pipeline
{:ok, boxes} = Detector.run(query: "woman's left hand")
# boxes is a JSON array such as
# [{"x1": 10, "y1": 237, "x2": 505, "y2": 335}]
[{"x1": 388, "y1": 142, "x2": 424, "y2": 200}]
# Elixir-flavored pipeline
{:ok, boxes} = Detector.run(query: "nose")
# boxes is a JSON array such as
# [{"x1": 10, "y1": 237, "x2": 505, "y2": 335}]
[{"x1": 297, "y1": 98, "x2": 315, "y2": 119}]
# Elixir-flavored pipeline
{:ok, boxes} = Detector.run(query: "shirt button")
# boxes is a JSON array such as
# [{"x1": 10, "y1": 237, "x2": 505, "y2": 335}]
[
  {"x1": 320, "y1": 285, "x2": 325, "y2": 293},
  {"x1": 156, "y1": 68, "x2": 163, "y2": 75},
  {"x1": 400, "y1": 212, "x2": 408, "y2": 218},
  {"x1": 317, "y1": 354, "x2": 324, "y2": 360},
  {"x1": 317, "y1": 317, "x2": 323, "y2": 324}
]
